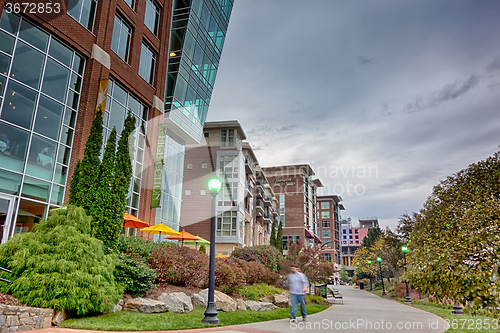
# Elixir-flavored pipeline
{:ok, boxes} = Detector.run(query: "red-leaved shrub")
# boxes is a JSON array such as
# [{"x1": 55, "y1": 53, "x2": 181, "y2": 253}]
[{"x1": 215, "y1": 257, "x2": 246, "y2": 293}]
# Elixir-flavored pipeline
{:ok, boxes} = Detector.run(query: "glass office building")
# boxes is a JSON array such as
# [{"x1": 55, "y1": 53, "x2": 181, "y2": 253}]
[{"x1": 155, "y1": 0, "x2": 233, "y2": 235}]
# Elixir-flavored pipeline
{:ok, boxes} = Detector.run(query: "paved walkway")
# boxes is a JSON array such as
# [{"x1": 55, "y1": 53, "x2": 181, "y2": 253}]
[{"x1": 30, "y1": 285, "x2": 448, "y2": 333}]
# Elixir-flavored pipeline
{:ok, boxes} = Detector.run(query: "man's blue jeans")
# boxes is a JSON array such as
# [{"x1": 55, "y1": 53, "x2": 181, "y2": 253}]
[{"x1": 290, "y1": 293, "x2": 307, "y2": 319}]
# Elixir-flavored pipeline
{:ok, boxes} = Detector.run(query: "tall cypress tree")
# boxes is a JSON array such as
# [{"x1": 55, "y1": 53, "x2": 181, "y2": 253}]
[
  {"x1": 277, "y1": 221, "x2": 283, "y2": 253},
  {"x1": 270, "y1": 221, "x2": 276, "y2": 247},
  {"x1": 90, "y1": 128, "x2": 119, "y2": 250},
  {"x1": 68, "y1": 105, "x2": 104, "y2": 210},
  {"x1": 114, "y1": 111, "x2": 136, "y2": 217}
]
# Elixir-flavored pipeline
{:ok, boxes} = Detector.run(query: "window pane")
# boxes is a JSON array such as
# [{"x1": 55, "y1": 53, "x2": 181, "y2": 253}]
[
  {"x1": 26, "y1": 134, "x2": 56, "y2": 181},
  {"x1": 0, "y1": 11, "x2": 20, "y2": 35},
  {"x1": 0, "y1": 53, "x2": 10, "y2": 76},
  {"x1": 0, "y1": 75, "x2": 5, "y2": 96},
  {"x1": 69, "y1": 73, "x2": 82, "y2": 92},
  {"x1": 0, "y1": 30, "x2": 15, "y2": 55},
  {"x1": 118, "y1": 27, "x2": 130, "y2": 61},
  {"x1": 10, "y1": 41, "x2": 45, "y2": 89},
  {"x1": 109, "y1": 102, "x2": 126, "y2": 132},
  {"x1": 67, "y1": 0, "x2": 82, "y2": 22},
  {"x1": 57, "y1": 145, "x2": 70, "y2": 165},
  {"x1": 34, "y1": 95, "x2": 64, "y2": 140},
  {"x1": 63, "y1": 108, "x2": 77, "y2": 128},
  {"x1": 22, "y1": 176, "x2": 50, "y2": 202},
  {"x1": 0, "y1": 121, "x2": 29, "y2": 172},
  {"x1": 18, "y1": 19, "x2": 48, "y2": 52},
  {"x1": 49, "y1": 39, "x2": 73, "y2": 67},
  {"x1": 53, "y1": 163, "x2": 67, "y2": 185},
  {"x1": 59, "y1": 126, "x2": 73, "y2": 146},
  {"x1": 80, "y1": 0, "x2": 97, "y2": 30},
  {"x1": 72, "y1": 55, "x2": 85, "y2": 75},
  {"x1": 1, "y1": 80, "x2": 38, "y2": 129},
  {"x1": 113, "y1": 83, "x2": 127, "y2": 105},
  {"x1": 124, "y1": 0, "x2": 134, "y2": 9},
  {"x1": 42, "y1": 58, "x2": 70, "y2": 103},
  {"x1": 50, "y1": 184, "x2": 64, "y2": 205},
  {"x1": 0, "y1": 168, "x2": 22, "y2": 195}
]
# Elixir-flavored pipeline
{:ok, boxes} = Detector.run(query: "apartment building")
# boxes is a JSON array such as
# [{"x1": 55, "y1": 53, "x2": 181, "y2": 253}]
[
  {"x1": 317, "y1": 195, "x2": 345, "y2": 265},
  {"x1": 180, "y1": 121, "x2": 279, "y2": 256},
  {"x1": 0, "y1": 0, "x2": 234, "y2": 243},
  {"x1": 341, "y1": 216, "x2": 380, "y2": 274},
  {"x1": 262, "y1": 164, "x2": 322, "y2": 251}
]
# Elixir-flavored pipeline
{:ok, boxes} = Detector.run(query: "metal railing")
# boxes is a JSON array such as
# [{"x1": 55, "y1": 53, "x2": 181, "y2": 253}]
[{"x1": 0, "y1": 266, "x2": 12, "y2": 283}]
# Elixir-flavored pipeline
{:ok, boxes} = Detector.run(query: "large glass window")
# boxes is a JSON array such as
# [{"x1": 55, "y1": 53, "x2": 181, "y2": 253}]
[
  {"x1": 322, "y1": 230, "x2": 331, "y2": 238},
  {"x1": 220, "y1": 129, "x2": 234, "y2": 147},
  {"x1": 67, "y1": 0, "x2": 97, "y2": 31},
  {"x1": 321, "y1": 202, "x2": 330, "y2": 209},
  {"x1": 216, "y1": 210, "x2": 237, "y2": 236},
  {"x1": 0, "y1": 12, "x2": 84, "y2": 225},
  {"x1": 321, "y1": 211, "x2": 330, "y2": 218},
  {"x1": 322, "y1": 220, "x2": 331, "y2": 228},
  {"x1": 144, "y1": 0, "x2": 160, "y2": 36},
  {"x1": 111, "y1": 15, "x2": 131, "y2": 62},
  {"x1": 139, "y1": 43, "x2": 156, "y2": 85}
]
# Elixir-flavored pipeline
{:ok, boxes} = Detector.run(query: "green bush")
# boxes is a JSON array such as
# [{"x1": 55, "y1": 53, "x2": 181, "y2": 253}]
[
  {"x1": 387, "y1": 286, "x2": 395, "y2": 292},
  {"x1": 231, "y1": 245, "x2": 282, "y2": 272},
  {"x1": 306, "y1": 294, "x2": 326, "y2": 305},
  {"x1": 237, "y1": 283, "x2": 286, "y2": 301},
  {"x1": 114, "y1": 253, "x2": 157, "y2": 297},
  {"x1": 0, "y1": 206, "x2": 122, "y2": 315},
  {"x1": 115, "y1": 235, "x2": 168, "y2": 259},
  {"x1": 199, "y1": 244, "x2": 206, "y2": 254}
]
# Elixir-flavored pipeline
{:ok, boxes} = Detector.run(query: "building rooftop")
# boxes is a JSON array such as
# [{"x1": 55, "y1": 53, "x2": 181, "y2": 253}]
[
  {"x1": 204, "y1": 120, "x2": 247, "y2": 140},
  {"x1": 317, "y1": 195, "x2": 343, "y2": 202},
  {"x1": 262, "y1": 164, "x2": 315, "y2": 177}
]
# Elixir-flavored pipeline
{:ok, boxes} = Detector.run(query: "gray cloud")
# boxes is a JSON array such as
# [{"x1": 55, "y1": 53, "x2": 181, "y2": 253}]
[
  {"x1": 404, "y1": 75, "x2": 480, "y2": 114},
  {"x1": 357, "y1": 56, "x2": 374, "y2": 65},
  {"x1": 486, "y1": 58, "x2": 500, "y2": 72}
]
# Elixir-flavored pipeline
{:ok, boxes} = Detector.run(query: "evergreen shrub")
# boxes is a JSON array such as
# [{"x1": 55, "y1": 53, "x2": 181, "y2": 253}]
[
  {"x1": 114, "y1": 253, "x2": 157, "y2": 297},
  {"x1": 0, "y1": 206, "x2": 122, "y2": 315}
]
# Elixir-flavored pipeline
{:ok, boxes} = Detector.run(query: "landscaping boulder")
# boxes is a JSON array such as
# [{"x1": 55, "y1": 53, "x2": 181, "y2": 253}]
[
  {"x1": 109, "y1": 300, "x2": 124, "y2": 313},
  {"x1": 122, "y1": 298, "x2": 168, "y2": 313},
  {"x1": 245, "y1": 300, "x2": 274, "y2": 311},
  {"x1": 259, "y1": 295, "x2": 274, "y2": 303},
  {"x1": 191, "y1": 293, "x2": 206, "y2": 308},
  {"x1": 235, "y1": 298, "x2": 247, "y2": 311},
  {"x1": 158, "y1": 292, "x2": 193, "y2": 313},
  {"x1": 197, "y1": 289, "x2": 237, "y2": 312},
  {"x1": 274, "y1": 292, "x2": 291, "y2": 307}
]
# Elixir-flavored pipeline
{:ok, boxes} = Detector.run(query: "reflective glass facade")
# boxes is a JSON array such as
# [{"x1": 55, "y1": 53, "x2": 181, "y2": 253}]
[
  {"x1": 165, "y1": 0, "x2": 233, "y2": 143},
  {"x1": 0, "y1": 12, "x2": 84, "y2": 240}
]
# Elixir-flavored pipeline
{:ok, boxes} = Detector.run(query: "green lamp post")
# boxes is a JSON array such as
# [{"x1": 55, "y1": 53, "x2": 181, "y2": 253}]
[
  {"x1": 377, "y1": 257, "x2": 386, "y2": 295},
  {"x1": 401, "y1": 246, "x2": 411, "y2": 303},
  {"x1": 202, "y1": 174, "x2": 221, "y2": 324},
  {"x1": 368, "y1": 260, "x2": 373, "y2": 290}
]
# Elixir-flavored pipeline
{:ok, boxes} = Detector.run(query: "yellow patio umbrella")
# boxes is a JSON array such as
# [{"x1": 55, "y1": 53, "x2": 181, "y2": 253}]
[{"x1": 139, "y1": 223, "x2": 181, "y2": 241}]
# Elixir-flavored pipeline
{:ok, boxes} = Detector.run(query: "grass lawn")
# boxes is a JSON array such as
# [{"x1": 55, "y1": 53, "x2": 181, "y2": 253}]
[
  {"x1": 61, "y1": 305, "x2": 329, "y2": 331},
  {"x1": 369, "y1": 290, "x2": 499, "y2": 333}
]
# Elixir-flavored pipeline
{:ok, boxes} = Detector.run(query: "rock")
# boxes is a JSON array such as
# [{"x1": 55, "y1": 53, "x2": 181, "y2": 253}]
[
  {"x1": 235, "y1": 298, "x2": 247, "y2": 311},
  {"x1": 259, "y1": 295, "x2": 274, "y2": 303},
  {"x1": 158, "y1": 292, "x2": 193, "y2": 313},
  {"x1": 191, "y1": 293, "x2": 206, "y2": 308},
  {"x1": 122, "y1": 298, "x2": 168, "y2": 313},
  {"x1": 198, "y1": 289, "x2": 237, "y2": 312},
  {"x1": 274, "y1": 292, "x2": 291, "y2": 307},
  {"x1": 245, "y1": 300, "x2": 275, "y2": 311},
  {"x1": 109, "y1": 300, "x2": 124, "y2": 313}
]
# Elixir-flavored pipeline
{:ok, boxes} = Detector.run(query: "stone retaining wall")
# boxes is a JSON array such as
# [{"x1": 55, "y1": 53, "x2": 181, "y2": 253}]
[{"x1": 0, "y1": 304, "x2": 53, "y2": 332}]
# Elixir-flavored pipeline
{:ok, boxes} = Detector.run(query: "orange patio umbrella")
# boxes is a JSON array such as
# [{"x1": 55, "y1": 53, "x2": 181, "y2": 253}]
[
  {"x1": 123, "y1": 212, "x2": 149, "y2": 229},
  {"x1": 165, "y1": 230, "x2": 201, "y2": 245}
]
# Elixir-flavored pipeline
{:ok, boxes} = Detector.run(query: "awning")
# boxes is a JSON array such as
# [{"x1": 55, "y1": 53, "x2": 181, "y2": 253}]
[
  {"x1": 313, "y1": 234, "x2": 322, "y2": 243},
  {"x1": 305, "y1": 229, "x2": 314, "y2": 238}
]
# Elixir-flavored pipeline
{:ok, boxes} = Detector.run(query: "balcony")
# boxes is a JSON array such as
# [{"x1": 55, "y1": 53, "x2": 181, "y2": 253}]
[
  {"x1": 245, "y1": 180, "x2": 253, "y2": 198},
  {"x1": 263, "y1": 213, "x2": 272, "y2": 223},
  {"x1": 256, "y1": 200, "x2": 264, "y2": 214},
  {"x1": 245, "y1": 157, "x2": 255, "y2": 175},
  {"x1": 263, "y1": 195, "x2": 272, "y2": 206}
]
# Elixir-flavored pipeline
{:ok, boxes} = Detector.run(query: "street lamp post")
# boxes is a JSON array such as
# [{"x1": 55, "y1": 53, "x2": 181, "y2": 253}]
[
  {"x1": 401, "y1": 246, "x2": 411, "y2": 303},
  {"x1": 368, "y1": 260, "x2": 373, "y2": 290},
  {"x1": 202, "y1": 175, "x2": 221, "y2": 325},
  {"x1": 377, "y1": 257, "x2": 386, "y2": 296}
]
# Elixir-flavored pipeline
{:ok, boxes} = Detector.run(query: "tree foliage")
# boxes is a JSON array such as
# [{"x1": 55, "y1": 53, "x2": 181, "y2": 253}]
[
  {"x1": 0, "y1": 206, "x2": 122, "y2": 315},
  {"x1": 270, "y1": 221, "x2": 276, "y2": 248},
  {"x1": 396, "y1": 212, "x2": 417, "y2": 243},
  {"x1": 361, "y1": 226, "x2": 383, "y2": 248},
  {"x1": 280, "y1": 242, "x2": 334, "y2": 283},
  {"x1": 230, "y1": 245, "x2": 282, "y2": 272},
  {"x1": 408, "y1": 150, "x2": 500, "y2": 312},
  {"x1": 276, "y1": 221, "x2": 283, "y2": 253}
]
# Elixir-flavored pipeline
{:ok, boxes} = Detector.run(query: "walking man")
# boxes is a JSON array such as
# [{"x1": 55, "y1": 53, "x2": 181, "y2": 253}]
[{"x1": 287, "y1": 264, "x2": 309, "y2": 322}]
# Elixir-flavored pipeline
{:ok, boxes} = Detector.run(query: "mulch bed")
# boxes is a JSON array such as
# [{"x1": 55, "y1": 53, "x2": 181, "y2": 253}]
[
  {"x1": 145, "y1": 283, "x2": 203, "y2": 299},
  {"x1": 0, "y1": 292, "x2": 23, "y2": 306}
]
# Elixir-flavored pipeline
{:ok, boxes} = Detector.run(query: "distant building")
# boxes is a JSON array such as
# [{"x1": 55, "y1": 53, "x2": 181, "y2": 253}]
[
  {"x1": 341, "y1": 217, "x2": 379, "y2": 276},
  {"x1": 262, "y1": 164, "x2": 322, "y2": 251},
  {"x1": 317, "y1": 195, "x2": 344, "y2": 265}
]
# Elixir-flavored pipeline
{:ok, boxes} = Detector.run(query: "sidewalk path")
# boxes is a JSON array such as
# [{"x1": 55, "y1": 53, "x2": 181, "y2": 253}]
[
  {"x1": 29, "y1": 285, "x2": 448, "y2": 333},
  {"x1": 234, "y1": 285, "x2": 449, "y2": 333}
]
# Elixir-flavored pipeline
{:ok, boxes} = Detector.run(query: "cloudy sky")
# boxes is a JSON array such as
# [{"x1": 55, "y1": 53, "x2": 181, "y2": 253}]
[{"x1": 206, "y1": 0, "x2": 500, "y2": 231}]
